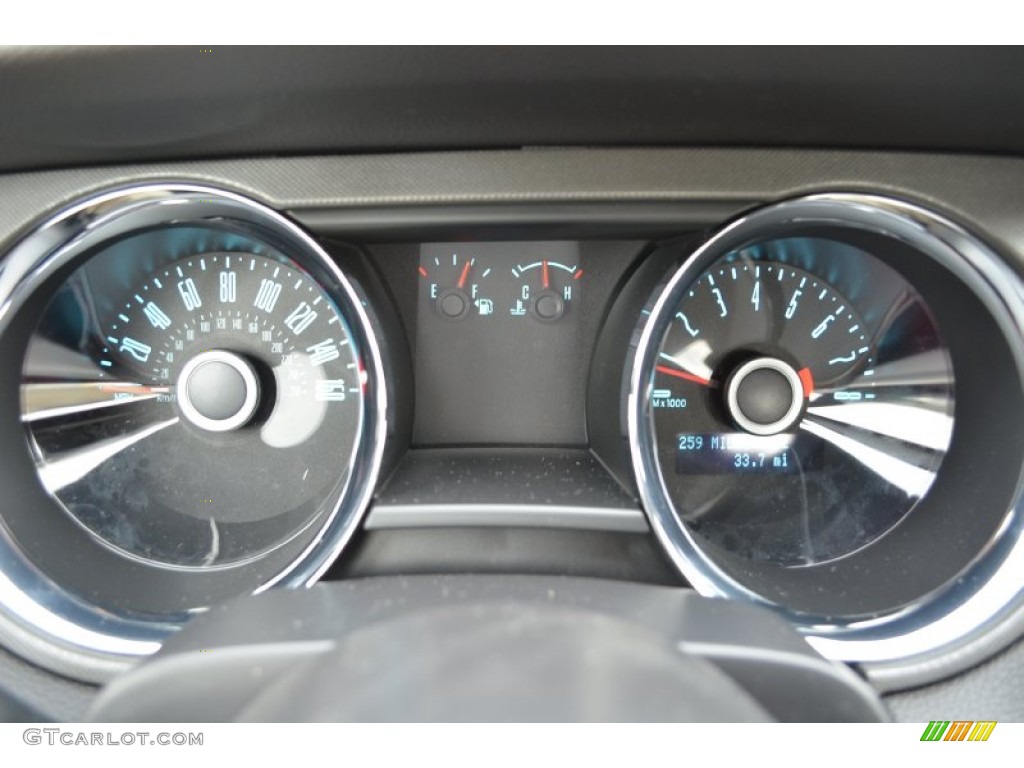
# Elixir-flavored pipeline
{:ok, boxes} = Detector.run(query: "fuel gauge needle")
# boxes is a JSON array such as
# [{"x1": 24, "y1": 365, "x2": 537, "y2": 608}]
[
  {"x1": 656, "y1": 353, "x2": 716, "y2": 387},
  {"x1": 457, "y1": 260, "x2": 472, "y2": 289}
]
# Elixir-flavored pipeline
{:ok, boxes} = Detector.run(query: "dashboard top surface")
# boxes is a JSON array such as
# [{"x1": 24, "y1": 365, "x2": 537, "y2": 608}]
[{"x1": 3, "y1": 47, "x2": 1024, "y2": 173}]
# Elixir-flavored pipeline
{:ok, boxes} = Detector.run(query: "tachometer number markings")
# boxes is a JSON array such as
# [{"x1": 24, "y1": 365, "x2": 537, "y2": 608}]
[
  {"x1": 811, "y1": 314, "x2": 835, "y2": 339},
  {"x1": 828, "y1": 351, "x2": 858, "y2": 366},
  {"x1": 676, "y1": 312, "x2": 700, "y2": 337},
  {"x1": 711, "y1": 284, "x2": 728, "y2": 318},
  {"x1": 785, "y1": 278, "x2": 806, "y2": 319}
]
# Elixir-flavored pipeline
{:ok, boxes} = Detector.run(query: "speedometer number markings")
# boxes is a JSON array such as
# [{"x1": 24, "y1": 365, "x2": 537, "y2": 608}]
[
  {"x1": 143, "y1": 302, "x2": 172, "y2": 329},
  {"x1": 306, "y1": 339, "x2": 339, "y2": 365},
  {"x1": 119, "y1": 337, "x2": 152, "y2": 362},
  {"x1": 315, "y1": 380, "x2": 348, "y2": 402},
  {"x1": 284, "y1": 302, "x2": 317, "y2": 335},
  {"x1": 254, "y1": 279, "x2": 283, "y2": 312},
  {"x1": 219, "y1": 271, "x2": 237, "y2": 303},
  {"x1": 177, "y1": 278, "x2": 202, "y2": 311}
]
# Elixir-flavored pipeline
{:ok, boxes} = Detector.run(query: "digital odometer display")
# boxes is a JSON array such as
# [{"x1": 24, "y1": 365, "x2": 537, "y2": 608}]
[{"x1": 674, "y1": 433, "x2": 823, "y2": 475}]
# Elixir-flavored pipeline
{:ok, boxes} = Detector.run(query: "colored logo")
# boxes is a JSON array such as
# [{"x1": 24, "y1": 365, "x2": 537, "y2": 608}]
[{"x1": 921, "y1": 721, "x2": 997, "y2": 741}]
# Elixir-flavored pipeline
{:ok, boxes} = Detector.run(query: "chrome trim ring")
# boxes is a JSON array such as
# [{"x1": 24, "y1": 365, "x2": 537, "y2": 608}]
[
  {"x1": 628, "y1": 193, "x2": 1024, "y2": 685},
  {"x1": 0, "y1": 183, "x2": 389, "y2": 682},
  {"x1": 364, "y1": 503, "x2": 650, "y2": 533}
]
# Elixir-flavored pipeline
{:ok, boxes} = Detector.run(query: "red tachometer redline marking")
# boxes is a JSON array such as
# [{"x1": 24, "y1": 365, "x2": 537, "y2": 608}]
[
  {"x1": 573, "y1": 269, "x2": 583, "y2": 280},
  {"x1": 542, "y1": 259, "x2": 550, "y2": 289},
  {"x1": 655, "y1": 365, "x2": 713, "y2": 387},
  {"x1": 798, "y1": 367, "x2": 814, "y2": 397},
  {"x1": 417, "y1": 266, "x2": 428, "y2": 278},
  {"x1": 457, "y1": 261, "x2": 471, "y2": 289}
]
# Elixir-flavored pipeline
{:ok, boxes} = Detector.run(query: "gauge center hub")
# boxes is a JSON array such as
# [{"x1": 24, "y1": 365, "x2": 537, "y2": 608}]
[
  {"x1": 725, "y1": 357, "x2": 804, "y2": 436},
  {"x1": 176, "y1": 350, "x2": 260, "y2": 433},
  {"x1": 436, "y1": 288, "x2": 470, "y2": 320}
]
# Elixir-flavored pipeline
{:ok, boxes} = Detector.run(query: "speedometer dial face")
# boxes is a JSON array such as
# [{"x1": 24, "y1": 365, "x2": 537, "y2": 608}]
[
  {"x1": 649, "y1": 237, "x2": 954, "y2": 565},
  {"x1": 22, "y1": 233, "x2": 365, "y2": 568}
]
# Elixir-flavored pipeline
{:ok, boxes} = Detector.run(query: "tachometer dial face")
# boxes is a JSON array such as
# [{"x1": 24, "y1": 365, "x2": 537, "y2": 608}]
[
  {"x1": 22, "y1": 243, "x2": 365, "y2": 568},
  {"x1": 648, "y1": 239, "x2": 954, "y2": 565},
  {"x1": 661, "y1": 262, "x2": 872, "y2": 390}
]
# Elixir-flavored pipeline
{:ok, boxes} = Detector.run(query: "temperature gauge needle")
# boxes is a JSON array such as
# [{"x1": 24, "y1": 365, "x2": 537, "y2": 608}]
[{"x1": 542, "y1": 259, "x2": 550, "y2": 289}]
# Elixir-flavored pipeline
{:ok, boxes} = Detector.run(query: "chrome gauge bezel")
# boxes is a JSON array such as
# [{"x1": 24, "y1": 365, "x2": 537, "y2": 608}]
[
  {"x1": 628, "y1": 193, "x2": 1024, "y2": 685},
  {"x1": 0, "y1": 184, "x2": 388, "y2": 682}
]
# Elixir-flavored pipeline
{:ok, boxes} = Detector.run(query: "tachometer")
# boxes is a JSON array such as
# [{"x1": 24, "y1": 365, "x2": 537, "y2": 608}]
[
  {"x1": 627, "y1": 193, "x2": 1024, "y2": 669},
  {"x1": 650, "y1": 253, "x2": 950, "y2": 565}
]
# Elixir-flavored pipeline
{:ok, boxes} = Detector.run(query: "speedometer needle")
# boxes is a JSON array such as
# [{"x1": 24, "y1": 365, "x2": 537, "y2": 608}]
[
  {"x1": 99, "y1": 384, "x2": 173, "y2": 395},
  {"x1": 655, "y1": 365, "x2": 715, "y2": 388}
]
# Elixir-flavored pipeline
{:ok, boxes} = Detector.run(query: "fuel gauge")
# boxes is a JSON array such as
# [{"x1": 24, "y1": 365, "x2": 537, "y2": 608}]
[
  {"x1": 419, "y1": 251, "x2": 495, "y2": 320},
  {"x1": 510, "y1": 259, "x2": 583, "y2": 322}
]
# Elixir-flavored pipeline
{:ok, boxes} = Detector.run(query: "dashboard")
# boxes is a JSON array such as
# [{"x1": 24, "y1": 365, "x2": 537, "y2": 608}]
[{"x1": 1, "y1": 47, "x2": 1024, "y2": 723}]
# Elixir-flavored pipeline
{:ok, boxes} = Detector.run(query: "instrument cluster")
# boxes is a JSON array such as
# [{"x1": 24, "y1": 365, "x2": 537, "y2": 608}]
[{"x1": 1, "y1": 182, "x2": 1023, "y2": 693}]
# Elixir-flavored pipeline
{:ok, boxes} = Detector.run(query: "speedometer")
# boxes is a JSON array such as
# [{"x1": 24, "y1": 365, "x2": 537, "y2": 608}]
[
  {"x1": 0, "y1": 184, "x2": 387, "y2": 680},
  {"x1": 24, "y1": 249, "x2": 365, "y2": 568}
]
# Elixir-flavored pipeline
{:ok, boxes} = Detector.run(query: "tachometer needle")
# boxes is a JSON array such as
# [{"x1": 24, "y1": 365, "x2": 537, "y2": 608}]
[
  {"x1": 798, "y1": 367, "x2": 815, "y2": 397},
  {"x1": 457, "y1": 261, "x2": 472, "y2": 289},
  {"x1": 655, "y1": 365, "x2": 714, "y2": 387}
]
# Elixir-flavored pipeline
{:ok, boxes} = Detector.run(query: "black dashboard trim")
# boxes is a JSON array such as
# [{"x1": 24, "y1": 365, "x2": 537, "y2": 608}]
[{"x1": 3, "y1": 47, "x2": 1024, "y2": 174}]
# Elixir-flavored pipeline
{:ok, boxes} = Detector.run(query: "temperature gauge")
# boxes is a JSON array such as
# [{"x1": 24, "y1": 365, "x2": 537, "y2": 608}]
[
  {"x1": 509, "y1": 259, "x2": 582, "y2": 322},
  {"x1": 419, "y1": 251, "x2": 494, "y2": 320}
]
